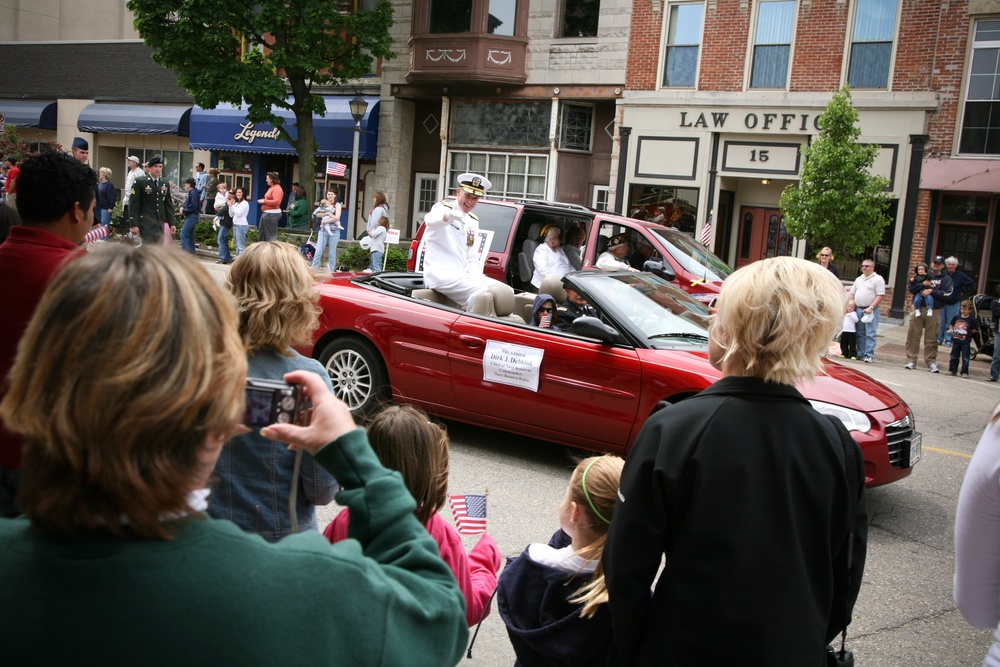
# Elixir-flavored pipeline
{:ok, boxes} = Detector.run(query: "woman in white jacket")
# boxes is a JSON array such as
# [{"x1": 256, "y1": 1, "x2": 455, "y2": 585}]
[
  {"x1": 230, "y1": 187, "x2": 251, "y2": 256},
  {"x1": 955, "y1": 408, "x2": 1000, "y2": 667},
  {"x1": 531, "y1": 226, "x2": 574, "y2": 290}
]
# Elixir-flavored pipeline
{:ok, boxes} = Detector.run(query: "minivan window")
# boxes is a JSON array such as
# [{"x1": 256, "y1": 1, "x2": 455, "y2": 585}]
[
  {"x1": 472, "y1": 201, "x2": 518, "y2": 253},
  {"x1": 651, "y1": 228, "x2": 733, "y2": 282}
]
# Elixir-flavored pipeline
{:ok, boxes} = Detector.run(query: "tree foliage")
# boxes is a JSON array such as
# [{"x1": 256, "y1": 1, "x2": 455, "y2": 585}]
[
  {"x1": 127, "y1": 0, "x2": 395, "y2": 207},
  {"x1": 780, "y1": 86, "x2": 893, "y2": 255}
]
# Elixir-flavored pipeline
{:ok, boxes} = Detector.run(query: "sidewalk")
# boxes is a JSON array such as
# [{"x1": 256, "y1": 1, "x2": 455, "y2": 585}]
[{"x1": 844, "y1": 316, "x2": 996, "y2": 381}]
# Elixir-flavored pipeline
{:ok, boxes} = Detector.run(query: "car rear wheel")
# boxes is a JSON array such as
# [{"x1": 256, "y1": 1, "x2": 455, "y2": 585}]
[{"x1": 319, "y1": 337, "x2": 388, "y2": 415}]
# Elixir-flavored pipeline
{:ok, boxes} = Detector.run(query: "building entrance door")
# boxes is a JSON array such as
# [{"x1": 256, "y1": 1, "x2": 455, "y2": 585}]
[
  {"x1": 736, "y1": 207, "x2": 791, "y2": 268},
  {"x1": 936, "y1": 223, "x2": 986, "y2": 291}
]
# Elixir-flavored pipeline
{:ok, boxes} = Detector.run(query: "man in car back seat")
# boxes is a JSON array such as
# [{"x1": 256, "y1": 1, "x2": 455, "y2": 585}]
[{"x1": 422, "y1": 173, "x2": 505, "y2": 310}]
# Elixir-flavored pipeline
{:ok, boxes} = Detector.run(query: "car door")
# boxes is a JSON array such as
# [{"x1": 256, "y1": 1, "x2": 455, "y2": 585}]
[{"x1": 446, "y1": 314, "x2": 643, "y2": 453}]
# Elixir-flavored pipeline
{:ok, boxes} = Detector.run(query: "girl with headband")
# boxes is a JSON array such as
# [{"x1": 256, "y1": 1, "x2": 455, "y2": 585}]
[{"x1": 497, "y1": 455, "x2": 624, "y2": 666}]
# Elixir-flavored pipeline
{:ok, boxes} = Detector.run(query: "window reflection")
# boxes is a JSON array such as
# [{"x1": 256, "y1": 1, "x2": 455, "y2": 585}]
[{"x1": 488, "y1": 0, "x2": 516, "y2": 35}]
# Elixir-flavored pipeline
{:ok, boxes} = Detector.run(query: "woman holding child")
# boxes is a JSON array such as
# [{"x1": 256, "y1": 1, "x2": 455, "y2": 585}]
[{"x1": 311, "y1": 191, "x2": 343, "y2": 272}]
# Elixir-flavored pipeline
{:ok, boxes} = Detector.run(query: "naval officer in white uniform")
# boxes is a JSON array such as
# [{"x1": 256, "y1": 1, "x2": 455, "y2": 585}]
[{"x1": 421, "y1": 173, "x2": 504, "y2": 309}]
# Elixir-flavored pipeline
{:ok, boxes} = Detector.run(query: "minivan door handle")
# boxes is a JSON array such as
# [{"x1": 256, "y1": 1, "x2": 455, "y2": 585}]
[{"x1": 484, "y1": 257, "x2": 502, "y2": 266}]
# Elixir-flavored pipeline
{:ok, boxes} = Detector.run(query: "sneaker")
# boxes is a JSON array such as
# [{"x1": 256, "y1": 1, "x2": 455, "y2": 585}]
[
  {"x1": 926, "y1": 308, "x2": 933, "y2": 317},
  {"x1": 929, "y1": 363, "x2": 940, "y2": 373},
  {"x1": 961, "y1": 373, "x2": 969, "y2": 378},
  {"x1": 950, "y1": 371, "x2": 958, "y2": 376},
  {"x1": 904, "y1": 362, "x2": 916, "y2": 370},
  {"x1": 913, "y1": 309, "x2": 921, "y2": 317},
  {"x1": 863, "y1": 356, "x2": 873, "y2": 363},
  {"x1": 851, "y1": 357, "x2": 858, "y2": 361},
  {"x1": 989, "y1": 377, "x2": 998, "y2": 382}
]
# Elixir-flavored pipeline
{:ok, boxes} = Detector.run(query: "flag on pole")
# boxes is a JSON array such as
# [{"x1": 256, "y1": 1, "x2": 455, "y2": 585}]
[
  {"x1": 700, "y1": 212, "x2": 713, "y2": 247},
  {"x1": 449, "y1": 493, "x2": 487, "y2": 535},
  {"x1": 326, "y1": 160, "x2": 347, "y2": 178}
]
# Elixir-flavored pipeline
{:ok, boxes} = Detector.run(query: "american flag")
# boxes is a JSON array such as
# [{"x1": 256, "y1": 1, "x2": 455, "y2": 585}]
[
  {"x1": 83, "y1": 226, "x2": 109, "y2": 244},
  {"x1": 326, "y1": 160, "x2": 347, "y2": 178},
  {"x1": 449, "y1": 494, "x2": 487, "y2": 535},
  {"x1": 700, "y1": 212, "x2": 713, "y2": 247}
]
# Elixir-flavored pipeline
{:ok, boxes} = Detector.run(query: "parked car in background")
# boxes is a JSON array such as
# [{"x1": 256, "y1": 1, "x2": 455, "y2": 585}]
[
  {"x1": 306, "y1": 269, "x2": 920, "y2": 488},
  {"x1": 407, "y1": 198, "x2": 732, "y2": 304}
]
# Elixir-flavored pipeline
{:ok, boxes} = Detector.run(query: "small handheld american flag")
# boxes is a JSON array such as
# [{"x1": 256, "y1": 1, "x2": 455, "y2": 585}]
[
  {"x1": 700, "y1": 212, "x2": 713, "y2": 247},
  {"x1": 326, "y1": 160, "x2": 347, "y2": 178},
  {"x1": 448, "y1": 493, "x2": 487, "y2": 535}
]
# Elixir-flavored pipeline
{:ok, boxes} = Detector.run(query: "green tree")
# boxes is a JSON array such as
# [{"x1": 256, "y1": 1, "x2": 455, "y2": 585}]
[
  {"x1": 780, "y1": 86, "x2": 893, "y2": 255},
  {"x1": 127, "y1": 0, "x2": 395, "y2": 208}
]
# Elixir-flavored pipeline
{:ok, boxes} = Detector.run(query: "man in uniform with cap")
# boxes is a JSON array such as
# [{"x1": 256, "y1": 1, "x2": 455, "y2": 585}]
[
  {"x1": 123, "y1": 156, "x2": 145, "y2": 225},
  {"x1": 596, "y1": 233, "x2": 639, "y2": 272},
  {"x1": 71, "y1": 137, "x2": 91, "y2": 166},
  {"x1": 128, "y1": 156, "x2": 176, "y2": 245},
  {"x1": 421, "y1": 172, "x2": 504, "y2": 310}
]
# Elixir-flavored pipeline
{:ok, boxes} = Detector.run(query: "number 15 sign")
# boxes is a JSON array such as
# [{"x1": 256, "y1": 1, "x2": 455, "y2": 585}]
[{"x1": 721, "y1": 140, "x2": 802, "y2": 175}]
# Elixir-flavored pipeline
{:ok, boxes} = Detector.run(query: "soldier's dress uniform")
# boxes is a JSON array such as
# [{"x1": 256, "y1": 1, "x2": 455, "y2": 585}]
[{"x1": 128, "y1": 157, "x2": 176, "y2": 244}]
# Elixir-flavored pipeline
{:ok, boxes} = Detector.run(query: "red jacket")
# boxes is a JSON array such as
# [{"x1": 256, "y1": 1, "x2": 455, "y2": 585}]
[
  {"x1": 261, "y1": 184, "x2": 283, "y2": 212},
  {"x1": 326, "y1": 509, "x2": 500, "y2": 627},
  {"x1": 0, "y1": 226, "x2": 82, "y2": 468},
  {"x1": 5, "y1": 165, "x2": 18, "y2": 194}
]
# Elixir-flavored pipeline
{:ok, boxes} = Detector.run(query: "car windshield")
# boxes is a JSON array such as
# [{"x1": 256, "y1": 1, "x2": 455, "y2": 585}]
[
  {"x1": 573, "y1": 272, "x2": 711, "y2": 345},
  {"x1": 650, "y1": 228, "x2": 733, "y2": 282}
]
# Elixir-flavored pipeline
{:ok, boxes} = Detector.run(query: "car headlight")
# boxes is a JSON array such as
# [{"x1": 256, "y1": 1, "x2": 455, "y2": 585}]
[{"x1": 808, "y1": 400, "x2": 871, "y2": 434}]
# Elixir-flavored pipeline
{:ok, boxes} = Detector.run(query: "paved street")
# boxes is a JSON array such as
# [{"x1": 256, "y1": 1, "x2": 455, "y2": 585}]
[{"x1": 198, "y1": 255, "x2": 998, "y2": 665}]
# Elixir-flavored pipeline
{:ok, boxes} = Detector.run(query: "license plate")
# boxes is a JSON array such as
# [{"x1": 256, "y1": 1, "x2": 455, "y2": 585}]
[{"x1": 909, "y1": 433, "x2": 922, "y2": 467}]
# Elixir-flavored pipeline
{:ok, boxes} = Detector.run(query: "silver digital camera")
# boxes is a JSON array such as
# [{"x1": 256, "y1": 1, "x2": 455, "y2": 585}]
[{"x1": 243, "y1": 378, "x2": 309, "y2": 427}]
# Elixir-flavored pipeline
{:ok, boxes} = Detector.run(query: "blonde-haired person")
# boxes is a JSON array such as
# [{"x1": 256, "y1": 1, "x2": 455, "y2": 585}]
[
  {"x1": 324, "y1": 404, "x2": 501, "y2": 627},
  {"x1": 498, "y1": 455, "x2": 624, "y2": 665},
  {"x1": 605, "y1": 256, "x2": 868, "y2": 666},
  {"x1": 0, "y1": 244, "x2": 469, "y2": 664},
  {"x1": 817, "y1": 246, "x2": 839, "y2": 279},
  {"x1": 95, "y1": 166, "x2": 117, "y2": 229},
  {"x1": 207, "y1": 241, "x2": 338, "y2": 541}
]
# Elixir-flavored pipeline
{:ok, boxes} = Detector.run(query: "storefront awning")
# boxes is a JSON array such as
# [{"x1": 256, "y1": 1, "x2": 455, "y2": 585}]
[
  {"x1": 921, "y1": 157, "x2": 1000, "y2": 192},
  {"x1": 0, "y1": 100, "x2": 57, "y2": 130},
  {"x1": 188, "y1": 96, "x2": 380, "y2": 159},
  {"x1": 77, "y1": 104, "x2": 192, "y2": 136}
]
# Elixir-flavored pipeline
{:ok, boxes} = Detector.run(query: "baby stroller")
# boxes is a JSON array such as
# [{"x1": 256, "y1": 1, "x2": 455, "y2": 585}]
[{"x1": 970, "y1": 294, "x2": 996, "y2": 360}]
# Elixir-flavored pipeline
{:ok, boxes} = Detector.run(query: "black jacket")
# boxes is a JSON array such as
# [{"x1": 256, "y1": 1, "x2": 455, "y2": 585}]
[
  {"x1": 497, "y1": 529, "x2": 616, "y2": 667},
  {"x1": 604, "y1": 377, "x2": 868, "y2": 667},
  {"x1": 945, "y1": 269, "x2": 975, "y2": 305}
]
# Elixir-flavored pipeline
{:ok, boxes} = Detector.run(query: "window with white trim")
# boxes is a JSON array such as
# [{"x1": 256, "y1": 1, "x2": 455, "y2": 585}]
[
  {"x1": 449, "y1": 150, "x2": 548, "y2": 199},
  {"x1": 592, "y1": 186, "x2": 610, "y2": 211},
  {"x1": 559, "y1": 104, "x2": 594, "y2": 151},
  {"x1": 749, "y1": 0, "x2": 795, "y2": 89},
  {"x1": 847, "y1": 0, "x2": 898, "y2": 89},
  {"x1": 662, "y1": 2, "x2": 704, "y2": 88},
  {"x1": 959, "y1": 19, "x2": 1000, "y2": 155}
]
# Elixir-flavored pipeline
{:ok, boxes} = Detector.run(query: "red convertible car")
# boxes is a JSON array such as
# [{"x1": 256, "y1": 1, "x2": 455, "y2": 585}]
[{"x1": 307, "y1": 269, "x2": 920, "y2": 488}]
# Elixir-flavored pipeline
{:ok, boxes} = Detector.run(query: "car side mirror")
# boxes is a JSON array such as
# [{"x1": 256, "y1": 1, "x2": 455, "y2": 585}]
[
  {"x1": 572, "y1": 316, "x2": 620, "y2": 343},
  {"x1": 643, "y1": 260, "x2": 676, "y2": 282}
]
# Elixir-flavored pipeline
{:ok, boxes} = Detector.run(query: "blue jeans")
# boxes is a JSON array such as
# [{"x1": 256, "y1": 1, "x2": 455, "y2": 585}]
[
  {"x1": 950, "y1": 338, "x2": 972, "y2": 375},
  {"x1": 991, "y1": 333, "x2": 1000, "y2": 381},
  {"x1": 940, "y1": 302, "x2": 960, "y2": 344},
  {"x1": 311, "y1": 227, "x2": 341, "y2": 271},
  {"x1": 913, "y1": 294, "x2": 931, "y2": 311},
  {"x1": 233, "y1": 225, "x2": 248, "y2": 256},
  {"x1": 855, "y1": 305, "x2": 880, "y2": 359},
  {"x1": 218, "y1": 225, "x2": 232, "y2": 263},
  {"x1": 370, "y1": 250, "x2": 384, "y2": 273},
  {"x1": 180, "y1": 213, "x2": 199, "y2": 254},
  {"x1": 98, "y1": 209, "x2": 111, "y2": 226}
]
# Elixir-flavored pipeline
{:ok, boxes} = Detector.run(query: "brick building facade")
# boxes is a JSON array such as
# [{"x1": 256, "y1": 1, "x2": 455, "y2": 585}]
[{"x1": 620, "y1": 0, "x2": 999, "y2": 318}]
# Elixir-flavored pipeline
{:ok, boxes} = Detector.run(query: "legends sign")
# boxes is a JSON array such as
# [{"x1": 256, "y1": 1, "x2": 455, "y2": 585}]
[{"x1": 678, "y1": 110, "x2": 822, "y2": 133}]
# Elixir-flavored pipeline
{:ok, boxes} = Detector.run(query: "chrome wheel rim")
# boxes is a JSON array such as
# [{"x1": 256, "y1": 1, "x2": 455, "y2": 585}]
[{"x1": 326, "y1": 348, "x2": 373, "y2": 411}]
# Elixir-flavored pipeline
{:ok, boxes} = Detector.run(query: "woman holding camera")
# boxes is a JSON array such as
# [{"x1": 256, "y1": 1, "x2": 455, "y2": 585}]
[
  {"x1": 0, "y1": 244, "x2": 468, "y2": 665},
  {"x1": 206, "y1": 241, "x2": 339, "y2": 541}
]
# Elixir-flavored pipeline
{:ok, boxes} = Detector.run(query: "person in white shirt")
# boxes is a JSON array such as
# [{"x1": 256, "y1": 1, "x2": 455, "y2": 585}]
[
  {"x1": 851, "y1": 259, "x2": 886, "y2": 364},
  {"x1": 229, "y1": 187, "x2": 251, "y2": 257},
  {"x1": 123, "y1": 156, "x2": 145, "y2": 224},
  {"x1": 531, "y1": 225, "x2": 574, "y2": 290},
  {"x1": 596, "y1": 234, "x2": 638, "y2": 272},
  {"x1": 421, "y1": 173, "x2": 503, "y2": 309}
]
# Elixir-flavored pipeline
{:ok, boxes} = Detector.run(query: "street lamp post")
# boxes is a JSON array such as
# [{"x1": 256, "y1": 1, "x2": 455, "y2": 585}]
[{"x1": 348, "y1": 94, "x2": 368, "y2": 240}]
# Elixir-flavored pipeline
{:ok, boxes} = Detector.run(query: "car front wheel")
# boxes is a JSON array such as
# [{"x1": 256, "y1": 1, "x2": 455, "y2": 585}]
[{"x1": 319, "y1": 337, "x2": 388, "y2": 415}]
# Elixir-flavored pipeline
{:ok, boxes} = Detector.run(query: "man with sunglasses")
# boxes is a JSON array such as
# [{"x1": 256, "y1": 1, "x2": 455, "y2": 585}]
[{"x1": 555, "y1": 285, "x2": 598, "y2": 332}]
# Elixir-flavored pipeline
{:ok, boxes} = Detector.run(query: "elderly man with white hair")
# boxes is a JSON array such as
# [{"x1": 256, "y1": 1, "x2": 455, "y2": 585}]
[
  {"x1": 939, "y1": 256, "x2": 976, "y2": 346},
  {"x1": 596, "y1": 233, "x2": 639, "y2": 272}
]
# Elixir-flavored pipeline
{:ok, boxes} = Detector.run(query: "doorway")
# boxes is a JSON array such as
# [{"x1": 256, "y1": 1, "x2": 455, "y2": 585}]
[
  {"x1": 736, "y1": 207, "x2": 791, "y2": 268},
  {"x1": 936, "y1": 223, "x2": 986, "y2": 291}
]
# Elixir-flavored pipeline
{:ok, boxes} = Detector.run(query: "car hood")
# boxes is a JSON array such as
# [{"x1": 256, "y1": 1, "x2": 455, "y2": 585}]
[{"x1": 644, "y1": 348, "x2": 901, "y2": 414}]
